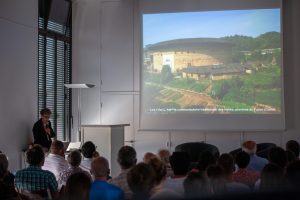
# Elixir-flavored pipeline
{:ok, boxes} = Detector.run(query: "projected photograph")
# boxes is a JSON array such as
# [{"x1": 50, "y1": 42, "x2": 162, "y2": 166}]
[{"x1": 142, "y1": 9, "x2": 281, "y2": 114}]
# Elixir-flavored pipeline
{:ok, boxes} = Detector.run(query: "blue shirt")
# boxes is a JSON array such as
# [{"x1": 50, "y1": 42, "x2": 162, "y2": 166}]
[
  {"x1": 247, "y1": 154, "x2": 268, "y2": 172},
  {"x1": 90, "y1": 180, "x2": 124, "y2": 200}
]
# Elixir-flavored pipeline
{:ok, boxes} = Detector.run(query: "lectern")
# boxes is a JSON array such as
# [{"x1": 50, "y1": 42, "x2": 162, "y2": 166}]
[{"x1": 81, "y1": 124, "x2": 129, "y2": 176}]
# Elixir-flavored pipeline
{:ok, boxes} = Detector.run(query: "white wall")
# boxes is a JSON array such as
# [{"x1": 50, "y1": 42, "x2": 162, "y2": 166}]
[
  {"x1": 0, "y1": 0, "x2": 38, "y2": 171},
  {"x1": 73, "y1": 0, "x2": 300, "y2": 162}
]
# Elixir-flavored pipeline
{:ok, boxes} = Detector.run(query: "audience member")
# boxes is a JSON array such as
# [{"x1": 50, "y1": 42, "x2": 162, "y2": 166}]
[
  {"x1": 109, "y1": 146, "x2": 137, "y2": 199},
  {"x1": 197, "y1": 151, "x2": 217, "y2": 172},
  {"x1": 242, "y1": 141, "x2": 268, "y2": 172},
  {"x1": 63, "y1": 171, "x2": 92, "y2": 200},
  {"x1": 157, "y1": 149, "x2": 173, "y2": 177},
  {"x1": 0, "y1": 153, "x2": 18, "y2": 199},
  {"x1": 259, "y1": 163, "x2": 286, "y2": 191},
  {"x1": 80, "y1": 141, "x2": 98, "y2": 172},
  {"x1": 15, "y1": 144, "x2": 58, "y2": 199},
  {"x1": 286, "y1": 150, "x2": 297, "y2": 164},
  {"x1": 58, "y1": 150, "x2": 91, "y2": 187},
  {"x1": 232, "y1": 151, "x2": 259, "y2": 188},
  {"x1": 163, "y1": 151, "x2": 190, "y2": 195},
  {"x1": 43, "y1": 140, "x2": 68, "y2": 180},
  {"x1": 268, "y1": 147, "x2": 287, "y2": 169},
  {"x1": 90, "y1": 157, "x2": 124, "y2": 200},
  {"x1": 0, "y1": 151, "x2": 15, "y2": 187},
  {"x1": 147, "y1": 157, "x2": 180, "y2": 199},
  {"x1": 143, "y1": 152, "x2": 157, "y2": 163},
  {"x1": 285, "y1": 160, "x2": 300, "y2": 189},
  {"x1": 286, "y1": 140, "x2": 300, "y2": 158},
  {"x1": 183, "y1": 171, "x2": 211, "y2": 198},
  {"x1": 127, "y1": 163, "x2": 156, "y2": 200},
  {"x1": 218, "y1": 153, "x2": 250, "y2": 193},
  {"x1": 206, "y1": 164, "x2": 227, "y2": 194}
]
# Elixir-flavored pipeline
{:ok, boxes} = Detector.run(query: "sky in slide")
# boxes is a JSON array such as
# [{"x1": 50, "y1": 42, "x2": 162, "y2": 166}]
[{"x1": 143, "y1": 8, "x2": 280, "y2": 47}]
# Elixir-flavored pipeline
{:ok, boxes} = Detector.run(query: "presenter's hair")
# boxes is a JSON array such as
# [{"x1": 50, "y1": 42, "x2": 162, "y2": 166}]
[
  {"x1": 81, "y1": 141, "x2": 96, "y2": 158},
  {"x1": 40, "y1": 108, "x2": 52, "y2": 115},
  {"x1": 26, "y1": 144, "x2": 45, "y2": 165},
  {"x1": 117, "y1": 146, "x2": 137, "y2": 169}
]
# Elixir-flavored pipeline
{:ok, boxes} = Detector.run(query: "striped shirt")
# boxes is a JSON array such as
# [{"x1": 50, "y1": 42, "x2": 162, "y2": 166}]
[
  {"x1": 15, "y1": 165, "x2": 58, "y2": 192},
  {"x1": 109, "y1": 168, "x2": 133, "y2": 199},
  {"x1": 58, "y1": 166, "x2": 91, "y2": 186},
  {"x1": 42, "y1": 153, "x2": 69, "y2": 180}
]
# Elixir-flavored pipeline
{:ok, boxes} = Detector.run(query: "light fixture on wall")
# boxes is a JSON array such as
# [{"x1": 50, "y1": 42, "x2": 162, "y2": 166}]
[{"x1": 64, "y1": 84, "x2": 95, "y2": 141}]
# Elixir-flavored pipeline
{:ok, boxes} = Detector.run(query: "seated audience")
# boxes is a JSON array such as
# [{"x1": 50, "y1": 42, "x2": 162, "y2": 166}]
[
  {"x1": 183, "y1": 171, "x2": 211, "y2": 198},
  {"x1": 258, "y1": 163, "x2": 286, "y2": 191},
  {"x1": 58, "y1": 150, "x2": 91, "y2": 187},
  {"x1": 163, "y1": 151, "x2": 190, "y2": 195},
  {"x1": 197, "y1": 151, "x2": 217, "y2": 172},
  {"x1": 127, "y1": 163, "x2": 156, "y2": 200},
  {"x1": 62, "y1": 171, "x2": 92, "y2": 200},
  {"x1": 206, "y1": 164, "x2": 227, "y2": 194},
  {"x1": 232, "y1": 151, "x2": 259, "y2": 188},
  {"x1": 242, "y1": 141, "x2": 268, "y2": 172},
  {"x1": 268, "y1": 146, "x2": 288, "y2": 169},
  {"x1": 0, "y1": 151, "x2": 14, "y2": 187},
  {"x1": 218, "y1": 153, "x2": 250, "y2": 193},
  {"x1": 147, "y1": 157, "x2": 180, "y2": 199},
  {"x1": 286, "y1": 150, "x2": 297, "y2": 164},
  {"x1": 0, "y1": 153, "x2": 18, "y2": 199},
  {"x1": 80, "y1": 141, "x2": 99, "y2": 172},
  {"x1": 286, "y1": 140, "x2": 300, "y2": 159},
  {"x1": 109, "y1": 146, "x2": 137, "y2": 199},
  {"x1": 157, "y1": 149, "x2": 173, "y2": 177},
  {"x1": 90, "y1": 157, "x2": 124, "y2": 200},
  {"x1": 285, "y1": 160, "x2": 300, "y2": 189},
  {"x1": 143, "y1": 152, "x2": 157, "y2": 163},
  {"x1": 42, "y1": 140, "x2": 68, "y2": 180},
  {"x1": 15, "y1": 144, "x2": 58, "y2": 199}
]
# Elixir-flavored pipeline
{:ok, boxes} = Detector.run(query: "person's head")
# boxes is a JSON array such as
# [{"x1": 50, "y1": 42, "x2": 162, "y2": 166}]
[
  {"x1": 143, "y1": 152, "x2": 157, "y2": 163},
  {"x1": 235, "y1": 151, "x2": 250, "y2": 169},
  {"x1": 206, "y1": 165, "x2": 226, "y2": 194},
  {"x1": 91, "y1": 156, "x2": 110, "y2": 179},
  {"x1": 268, "y1": 146, "x2": 287, "y2": 168},
  {"x1": 260, "y1": 163, "x2": 285, "y2": 190},
  {"x1": 40, "y1": 108, "x2": 52, "y2": 124},
  {"x1": 0, "y1": 153, "x2": 9, "y2": 179},
  {"x1": 286, "y1": 140, "x2": 300, "y2": 157},
  {"x1": 127, "y1": 163, "x2": 156, "y2": 198},
  {"x1": 64, "y1": 171, "x2": 92, "y2": 200},
  {"x1": 169, "y1": 152, "x2": 190, "y2": 176},
  {"x1": 50, "y1": 140, "x2": 65, "y2": 157},
  {"x1": 184, "y1": 171, "x2": 211, "y2": 198},
  {"x1": 285, "y1": 160, "x2": 300, "y2": 188},
  {"x1": 67, "y1": 150, "x2": 82, "y2": 167},
  {"x1": 197, "y1": 151, "x2": 216, "y2": 171},
  {"x1": 117, "y1": 146, "x2": 137, "y2": 170},
  {"x1": 286, "y1": 150, "x2": 297, "y2": 164},
  {"x1": 217, "y1": 153, "x2": 234, "y2": 177},
  {"x1": 242, "y1": 141, "x2": 257, "y2": 155},
  {"x1": 147, "y1": 157, "x2": 167, "y2": 186},
  {"x1": 81, "y1": 141, "x2": 96, "y2": 159},
  {"x1": 157, "y1": 149, "x2": 171, "y2": 165},
  {"x1": 26, "y1": 144, "x2": 45, "y2": 166}
]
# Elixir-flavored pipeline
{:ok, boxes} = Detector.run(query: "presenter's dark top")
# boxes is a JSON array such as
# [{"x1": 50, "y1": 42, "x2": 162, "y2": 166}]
[{"x1": 32, "y1": 119, "x2": 55, "y2": 150}]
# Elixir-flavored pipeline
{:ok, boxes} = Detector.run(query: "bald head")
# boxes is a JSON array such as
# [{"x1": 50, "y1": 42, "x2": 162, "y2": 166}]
[
  {"x1": 242, "y1": 141, "x2": 257, "y2": 155},
  {"x1": 91, "y1": 157, "x2": 109, "y2": 179}
]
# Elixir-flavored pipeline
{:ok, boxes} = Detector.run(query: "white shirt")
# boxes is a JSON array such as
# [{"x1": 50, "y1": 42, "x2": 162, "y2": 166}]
[
  {"x1": 42, "y1": 153, "x2": 69, "y2": 180},
  {"x1": 163, "y1": 177, "x2": 186, "y2": 195},
  {"x1": 80, "y1": 157, "x2": 93, "y2": 173}
]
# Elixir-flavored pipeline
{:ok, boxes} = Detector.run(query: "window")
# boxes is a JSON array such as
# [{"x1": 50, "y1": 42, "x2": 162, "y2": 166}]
[{"x1": 38, "y1": 0, "x2": 72, "y2": 141}]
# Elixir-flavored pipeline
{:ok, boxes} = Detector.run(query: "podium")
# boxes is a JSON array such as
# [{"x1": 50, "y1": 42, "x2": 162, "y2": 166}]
[{"x1": 81, "y1": 124, "x2": 129, "y2": 176}]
